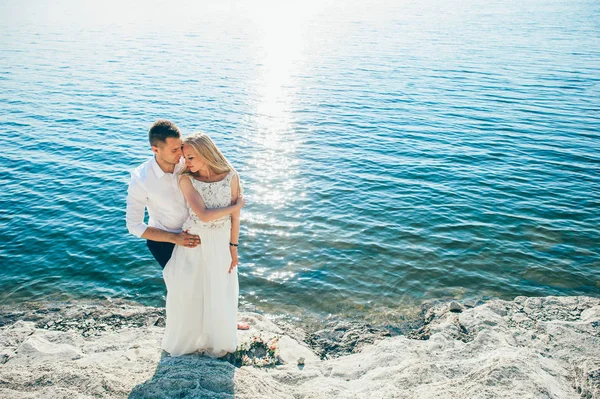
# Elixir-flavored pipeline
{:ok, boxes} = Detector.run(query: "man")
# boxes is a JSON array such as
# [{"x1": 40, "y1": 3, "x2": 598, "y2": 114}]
[
  {"x1": 126, "y1": 120, "x2": 250, "y2": 330},
  {"x1": 126, "y1": 119, "x2": 200, "y2": 268}
]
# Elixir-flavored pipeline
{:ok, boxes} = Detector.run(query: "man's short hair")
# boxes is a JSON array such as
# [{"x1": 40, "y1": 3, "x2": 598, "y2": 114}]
[{"x1": 148, "y1": 120, "x2": 181, "y2": 147}]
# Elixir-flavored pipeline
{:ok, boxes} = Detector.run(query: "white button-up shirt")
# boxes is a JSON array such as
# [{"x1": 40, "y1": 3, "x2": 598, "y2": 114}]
[{"x1": 126, "y1": 157, "x2": 189, "y2": 238}]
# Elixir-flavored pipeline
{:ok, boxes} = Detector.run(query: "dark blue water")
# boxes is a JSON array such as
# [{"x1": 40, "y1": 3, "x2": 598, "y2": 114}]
[{"x1": 1, "y1": 0, "x2": 599, "y2": 324}]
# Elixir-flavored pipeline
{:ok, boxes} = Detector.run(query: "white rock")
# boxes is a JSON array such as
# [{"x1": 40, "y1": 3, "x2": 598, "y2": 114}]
[{"x1": 0, "y1": 297, "x2": 598, "y2": 399}]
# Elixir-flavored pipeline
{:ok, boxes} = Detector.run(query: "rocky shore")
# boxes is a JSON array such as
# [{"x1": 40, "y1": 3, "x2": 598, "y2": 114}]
[{"x1": 1, "y1": 296, "x2": 598, "y2": 398}]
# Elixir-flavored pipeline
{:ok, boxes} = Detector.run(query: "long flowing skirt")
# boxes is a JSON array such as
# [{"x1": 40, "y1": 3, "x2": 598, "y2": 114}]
[{"x1": 161, "y1": 220, "x2": 238, "y2": 357}]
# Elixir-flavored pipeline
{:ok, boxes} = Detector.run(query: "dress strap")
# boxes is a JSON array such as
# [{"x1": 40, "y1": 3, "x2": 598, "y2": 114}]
[
  {"x1": 225, "y1": 171, "x2": 236, "y2": 184},
  {"x1": 178, "y1": 173, "x2": 193, "y2": 183}
]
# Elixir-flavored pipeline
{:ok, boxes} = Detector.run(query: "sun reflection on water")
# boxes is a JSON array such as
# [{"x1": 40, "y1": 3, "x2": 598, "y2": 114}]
[{"x1": 243, "y1": 2, "x2": 324, "y2": 209}]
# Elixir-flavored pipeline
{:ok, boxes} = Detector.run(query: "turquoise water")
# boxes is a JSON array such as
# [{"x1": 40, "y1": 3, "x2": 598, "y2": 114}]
[{"x1": 1, "y1": 0, "x2": 599, "y2": 325}]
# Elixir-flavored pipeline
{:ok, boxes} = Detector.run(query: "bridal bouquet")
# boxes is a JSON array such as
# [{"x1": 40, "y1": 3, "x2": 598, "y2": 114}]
[{"x1": 229, "y1": 334, "x2": 282, "y2": 367}]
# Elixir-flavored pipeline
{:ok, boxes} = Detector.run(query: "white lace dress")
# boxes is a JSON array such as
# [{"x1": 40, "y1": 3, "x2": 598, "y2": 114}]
[{"x1": 161, "y1": 172, "x2": 238, "y2": 357}]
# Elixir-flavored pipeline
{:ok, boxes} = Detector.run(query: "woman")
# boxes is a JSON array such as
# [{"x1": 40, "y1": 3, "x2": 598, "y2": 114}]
[{"x1": 161, "y1": 132, "x2": 245, "y2": 357}]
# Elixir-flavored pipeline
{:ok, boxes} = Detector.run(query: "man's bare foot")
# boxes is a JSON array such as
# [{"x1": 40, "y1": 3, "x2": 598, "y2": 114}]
[{"x1": 237, "y1": 321, "x2": 250, "y2": 330}]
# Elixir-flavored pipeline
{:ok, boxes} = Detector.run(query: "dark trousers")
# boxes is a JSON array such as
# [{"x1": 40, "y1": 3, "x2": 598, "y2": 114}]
[{"x1": 146, "y1": 240, "x2": 175, "y2": 269}]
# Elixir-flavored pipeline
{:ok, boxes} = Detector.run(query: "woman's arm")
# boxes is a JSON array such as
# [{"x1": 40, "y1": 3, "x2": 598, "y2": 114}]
[
  {"x1": 229, "y1": 173, "x2": 241, "y2": 273},
  {"x1": 179, "y1": 176, "x2": 244, "y2": 223}
]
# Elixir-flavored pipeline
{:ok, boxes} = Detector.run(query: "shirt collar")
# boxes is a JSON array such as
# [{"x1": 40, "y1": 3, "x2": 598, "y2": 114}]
[
  {"x1": 151, "y1": 156, "x2": 185, "y2": 179},
  {"x1": 150, "y1": 156, "x2": 167, "y2": 179}
]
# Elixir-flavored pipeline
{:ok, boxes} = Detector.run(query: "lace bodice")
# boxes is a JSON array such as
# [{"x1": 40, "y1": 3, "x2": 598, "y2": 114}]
[{"x1": 181, "y1": 172, "x2": 234, "y2": 230}]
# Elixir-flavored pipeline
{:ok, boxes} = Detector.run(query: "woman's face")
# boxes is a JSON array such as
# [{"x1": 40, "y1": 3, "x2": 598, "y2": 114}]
[{"x1": 183, "y1": 144, "x2": 206, "y2": 173}]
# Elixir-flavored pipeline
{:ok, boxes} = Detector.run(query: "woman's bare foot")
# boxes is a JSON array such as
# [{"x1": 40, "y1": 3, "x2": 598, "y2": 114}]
[{"x1": 237, "y1": 321, "x2": 250, "y2": 330}]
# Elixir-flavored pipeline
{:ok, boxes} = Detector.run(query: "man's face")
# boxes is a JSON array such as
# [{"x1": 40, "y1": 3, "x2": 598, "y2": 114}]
[{"x1": 152, "y1": 137, "x2": 183, "y2": 165}]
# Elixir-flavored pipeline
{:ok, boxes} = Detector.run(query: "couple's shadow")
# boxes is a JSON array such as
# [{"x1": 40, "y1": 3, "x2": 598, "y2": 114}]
[{"x1": 129, "y1": 351, "x2": 236, "y2": 399}]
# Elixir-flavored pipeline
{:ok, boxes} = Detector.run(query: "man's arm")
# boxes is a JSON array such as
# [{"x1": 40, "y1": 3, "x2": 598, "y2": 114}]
[
  {"x1": 126, "y1": 174, "x2": 200, "y2": 247},
  {"x1": 126, "y1": 174, "x2": 151, "y2": 238},
  {"x1": 141, "y1": 226, "x2": 200, "y2": 247}
]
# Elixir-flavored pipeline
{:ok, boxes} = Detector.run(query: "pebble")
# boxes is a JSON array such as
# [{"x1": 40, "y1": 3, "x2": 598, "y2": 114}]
[{"x1": 449, "y1": 302, "x2": 463, "y2": 313}]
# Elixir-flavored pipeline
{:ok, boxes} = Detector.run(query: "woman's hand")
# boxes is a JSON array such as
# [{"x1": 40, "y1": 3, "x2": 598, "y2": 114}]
[
  {"x1": 235, "y1": 195, "x2": 245, "y2": 210},
  {"x1": 229, "y1": 246, "x2": 239, "y2": 273}
]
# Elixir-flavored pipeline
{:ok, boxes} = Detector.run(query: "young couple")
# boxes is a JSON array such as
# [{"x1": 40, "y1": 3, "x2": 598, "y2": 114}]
[{"x1": 126, "y1": 120, "x2": 248, "y2": 357}]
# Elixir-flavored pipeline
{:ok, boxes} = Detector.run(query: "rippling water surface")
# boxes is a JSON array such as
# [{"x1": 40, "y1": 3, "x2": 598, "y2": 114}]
[{"x1": 1, "y1": 0, "x2": 599, "y2": 325}]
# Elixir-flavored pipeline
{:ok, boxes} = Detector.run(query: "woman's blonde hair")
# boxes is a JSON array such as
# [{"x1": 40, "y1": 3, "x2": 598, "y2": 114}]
[{"x1": 182, "y1": 132, "x2": 243, "y2": 194}]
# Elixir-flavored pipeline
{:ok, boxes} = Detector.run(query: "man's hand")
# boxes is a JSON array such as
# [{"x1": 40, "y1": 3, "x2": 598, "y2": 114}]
[{"x1": 174, "y1": 231, "x2": 201, "y2": 248}]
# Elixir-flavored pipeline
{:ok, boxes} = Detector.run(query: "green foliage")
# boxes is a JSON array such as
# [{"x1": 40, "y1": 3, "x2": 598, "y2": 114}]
[{"x1": 225, "y1": 334, "x2": 282, "y2": 368}]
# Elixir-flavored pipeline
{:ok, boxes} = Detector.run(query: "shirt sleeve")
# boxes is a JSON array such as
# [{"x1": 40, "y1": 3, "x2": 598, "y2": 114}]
[{"x1": 125, "y1": 173, "x2": 149, "y2": 238}]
